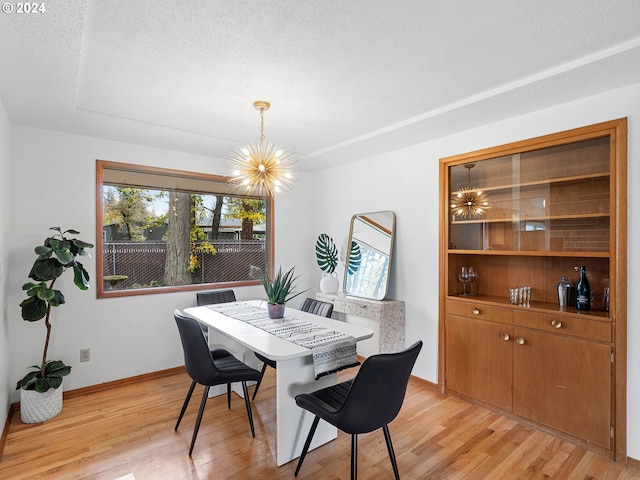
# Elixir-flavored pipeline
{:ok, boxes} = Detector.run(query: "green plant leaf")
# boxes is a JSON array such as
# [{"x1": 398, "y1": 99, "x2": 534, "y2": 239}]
[
  {"x1": 36, "y1": 287, "x2": 56, "y2": 301},
  {"x1": 16, "y1": 360, "x2": 71, "y2": 391},
  {"x1": 54, "y1": 249, "x2": 73, "y2": 265},
  {"x1": 34, "y1": 245, "x2": 52, "y2": 258},
  {"x1": 70, "y1": 238, "x2": 94, "y2": 254},
  {"x1": 15, "y1": 370, "x2": 38, "y2": 390},
  {"x1": 44, "y1": 360, "x2": 71, "y2": 377},
  {"x1": 315, "y1": 234, "x2": 338, "y2": 274},
  {"x1": 29, "y1": 257, "x2": 64, "y2": 282},
  {"x1": 73, "y1": 262, "x2": 91, "y2": 290},
  {"x1": 48, "y1": 290, "x2": 65, "y2": 307},
  {"x1": 22, "y1": 282, "x2": 39, "y2": 294},
  {"x1": 34, "y1": 377, "x2": 50, "y2": 393},
  {"x1": 19, "y1": 295, "x2": 48, "y2": 321},
  {"x1": 46, "y1": 376, "x2": 63, "y2": 390},
  {"x1": 262, "y1": 266, "x2": 308, "y2": 304}
]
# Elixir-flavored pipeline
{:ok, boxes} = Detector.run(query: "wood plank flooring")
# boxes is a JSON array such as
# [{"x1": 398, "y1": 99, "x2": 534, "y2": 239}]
[{"x1": 1, "y1": 367, "x2": 639, "y2": 479}]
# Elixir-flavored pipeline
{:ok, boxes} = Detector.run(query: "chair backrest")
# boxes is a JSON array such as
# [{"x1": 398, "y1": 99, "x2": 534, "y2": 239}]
[
  {"x1": 299, "y1": 297, "x2": 334, "y2": 318},
  {"x1": 335, "y1": 341, "x2": 423, "y2": 434},
  {"x1": 174, "y1": 309, "x2": 223, "y2": 386},
  {"x1": 196, "y1": 289, "x2": 236, "y2": 306}
]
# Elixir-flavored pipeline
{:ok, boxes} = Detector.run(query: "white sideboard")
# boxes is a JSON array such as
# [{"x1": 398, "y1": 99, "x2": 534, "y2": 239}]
[{"x1": 316, "y1": 292, "x2": 405, "y2": 354}]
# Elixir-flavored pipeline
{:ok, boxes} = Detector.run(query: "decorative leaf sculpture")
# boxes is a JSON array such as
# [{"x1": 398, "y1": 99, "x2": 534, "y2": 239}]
[
  {"x1": 315, "y1": 234, "x2": 338, "y2": 274},
  {"x1": 347, "y1": 240, "x2": 361, "y2": 275}
]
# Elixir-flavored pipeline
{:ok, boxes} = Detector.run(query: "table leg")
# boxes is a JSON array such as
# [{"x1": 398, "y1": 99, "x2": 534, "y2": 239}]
[{"x1": 276, "y1": 355, "x2": 337, "y2": 466}]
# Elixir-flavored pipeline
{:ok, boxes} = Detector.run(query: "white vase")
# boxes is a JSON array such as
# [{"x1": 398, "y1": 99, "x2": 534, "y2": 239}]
[
  {"x1": 20, "y1": 385, "x2": 63, "y2": 424},
  {"x1": 320, "y1": 272, "x2": 339, "y2": 293}
]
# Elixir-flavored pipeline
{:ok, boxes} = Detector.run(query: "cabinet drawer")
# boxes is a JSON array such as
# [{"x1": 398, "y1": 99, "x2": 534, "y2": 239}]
[
  {"x1": 446, "y1": 299, "x2": 513, "y2": 324},
  {"x1": 515, "y1": 311, "x2": 611, "y2": 342}
]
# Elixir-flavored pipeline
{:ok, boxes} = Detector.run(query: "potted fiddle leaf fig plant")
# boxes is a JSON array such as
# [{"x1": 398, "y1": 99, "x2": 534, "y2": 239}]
[
  {"x1": 261, "y1": 266, "x2": 307, "y2": 319},
  {"x1": 315, "y1": 233, "x2": 339, "y2": 293},
  {"x1": 16, "y1": 227, "x2": 93, "y2": 423}
]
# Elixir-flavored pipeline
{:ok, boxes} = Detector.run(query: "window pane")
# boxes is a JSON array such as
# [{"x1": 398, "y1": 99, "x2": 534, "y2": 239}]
[{"x1": 97, "y1": 161, "x2": 273, "y2": 297}]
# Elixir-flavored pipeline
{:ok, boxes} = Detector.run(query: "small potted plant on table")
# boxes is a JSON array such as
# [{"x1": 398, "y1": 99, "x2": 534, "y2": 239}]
[{"x1": 261, "y1": 266, "x2": 306, "y2": 319}]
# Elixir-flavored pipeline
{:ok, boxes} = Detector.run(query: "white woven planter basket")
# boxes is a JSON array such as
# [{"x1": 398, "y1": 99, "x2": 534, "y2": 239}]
[{"x1": 20, "y1": 385, "x2": 63, "y2": 423}]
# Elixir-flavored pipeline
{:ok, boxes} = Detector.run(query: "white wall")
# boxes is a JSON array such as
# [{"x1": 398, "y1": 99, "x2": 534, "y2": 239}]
[
  {"x1": 312, "y1": 82, "x2": 640, "y2": 460},
  {"x1": 6, "y1": 127, "x2": 312, "y2": 404},
  {"x1": 0, "y1": 98, "x2": 11, "y2": 426}
]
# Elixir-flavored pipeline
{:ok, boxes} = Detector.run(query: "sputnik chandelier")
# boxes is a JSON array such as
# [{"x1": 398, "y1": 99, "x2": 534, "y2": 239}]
[
  {"x1": 450, "y1": 163, "x2": 490, "y2": 219},
  {"x1": 228, "y1": 100, "x2": 297, "y2": 197}
]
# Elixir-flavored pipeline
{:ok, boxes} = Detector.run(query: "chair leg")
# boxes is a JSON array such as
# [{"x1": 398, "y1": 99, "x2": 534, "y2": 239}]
[
  {"x1": 294, "y1": 415, "x2": 320, "y2": 477},
  {"x1": 175, "y1": 380, "x2": 196, "y2": 431},
  {"x1": 189, "y1": 386, "x2": 210, "y2": 456},
  {"x1": 241, "y1": 381, "x2": 255, "y2": 437},
  {"x1": 351, "y1": 434, "x2": 358, "y2": 480},
  {"x1": 252, "y1": 363, "x2": 268, "y2": 400},
  {"x1": 383, "y1": 425, "x2": 400, "y2": 480},
  {"x1": 227, "y1": 383, "x2": 231, "y2": 409}
]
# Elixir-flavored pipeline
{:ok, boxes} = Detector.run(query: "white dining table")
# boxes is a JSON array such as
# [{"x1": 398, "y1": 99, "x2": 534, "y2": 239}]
[{"x1": 184, "y1": 300, "x2": 374, "y2": 466}]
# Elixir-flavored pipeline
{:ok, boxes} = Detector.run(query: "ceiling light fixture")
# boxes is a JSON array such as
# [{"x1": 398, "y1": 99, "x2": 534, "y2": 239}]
[
  {"x1": 228, "y1": 100, "x2": 296, "y2": 197},
  {"x1": 450, "y1": 163, "x2": 490, "y2": 219}
]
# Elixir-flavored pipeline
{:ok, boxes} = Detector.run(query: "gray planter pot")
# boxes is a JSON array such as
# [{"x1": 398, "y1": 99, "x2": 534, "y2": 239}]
[{"x1": 267, "y1": 303, "x2": 286, "y2": 319}]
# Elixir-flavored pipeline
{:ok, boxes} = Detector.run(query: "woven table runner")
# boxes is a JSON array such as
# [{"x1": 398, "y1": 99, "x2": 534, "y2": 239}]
[{"x1": 207, "y1": 301, "x2": 360, "y2": 379}]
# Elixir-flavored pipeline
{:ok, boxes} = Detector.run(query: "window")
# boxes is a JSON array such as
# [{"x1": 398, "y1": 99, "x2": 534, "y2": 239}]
[{"x1": 96, "y1": 160, "x2": 273, "y2": 298}]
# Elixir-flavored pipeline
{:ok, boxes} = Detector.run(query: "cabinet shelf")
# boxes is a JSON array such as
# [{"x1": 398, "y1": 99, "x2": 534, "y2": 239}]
[
  {"x1": 451, "y1": 212, "x2": 609, "y2": 225},
  {"x1": 446, "y1": 294, "x2": 611, "y2": 321},
  {"x1": 460, "y1": 172, "x2": 610, "y2": 195},
  {"x1": 448, "y1": 249, "x2": 610, "y2": 258}
]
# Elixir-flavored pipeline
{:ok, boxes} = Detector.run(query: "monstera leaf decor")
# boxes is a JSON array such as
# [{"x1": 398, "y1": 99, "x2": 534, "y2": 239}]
[
  {"x1": 347, "y1": 240, "x2": 361, "y2": 275},
  {"x1": 315, "y1": 234, "x2": 338, "y2": 273}
]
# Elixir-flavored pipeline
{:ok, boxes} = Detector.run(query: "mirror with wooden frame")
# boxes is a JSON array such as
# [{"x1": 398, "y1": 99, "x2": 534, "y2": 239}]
[{"x1": 344, "y1": 211, "x2": 396, "y2": 300}]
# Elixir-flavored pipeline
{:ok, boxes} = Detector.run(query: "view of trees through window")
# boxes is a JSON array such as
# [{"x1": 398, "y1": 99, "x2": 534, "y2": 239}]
[{"x1": 97, "y1": 161, "x2": 270, "y2": 295}]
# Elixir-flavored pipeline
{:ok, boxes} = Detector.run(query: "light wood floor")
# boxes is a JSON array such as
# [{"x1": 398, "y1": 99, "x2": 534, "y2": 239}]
[{"x1": 1, "y1": 367, "x2": 639, "y2": 480}]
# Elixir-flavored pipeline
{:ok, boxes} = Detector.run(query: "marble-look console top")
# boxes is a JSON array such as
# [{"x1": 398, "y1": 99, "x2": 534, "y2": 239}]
[{"x1": 315, "y1": 292, "x2": 405, "y2": 353}]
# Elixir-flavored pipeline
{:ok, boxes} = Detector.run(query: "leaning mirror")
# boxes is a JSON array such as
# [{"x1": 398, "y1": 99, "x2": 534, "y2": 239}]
[{"x1": 344, "y1": 211, "x2": 396, "y2": 300}]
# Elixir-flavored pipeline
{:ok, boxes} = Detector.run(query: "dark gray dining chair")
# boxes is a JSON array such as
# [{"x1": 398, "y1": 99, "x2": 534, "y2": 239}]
[
  {"x1": 252, "y1": 297, "x2": 334, "y2": 400},
  {"x1": 173, "y1": 310, "x2": 262, "y2": 455},
  {"x1": 294, "y1": 341, "x2": 423, "y2": 480},
  {"x1": 195, "y1": 289, "x2": 236, "y2": 338},
  {"x1": 196, "y1": 289, "x2": 237, "y2": 306}
]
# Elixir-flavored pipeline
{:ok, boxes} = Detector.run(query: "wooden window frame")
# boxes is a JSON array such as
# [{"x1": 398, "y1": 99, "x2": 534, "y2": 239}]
[{"x1": 95, "y1": 160, "x2": 274, "y2": 298}]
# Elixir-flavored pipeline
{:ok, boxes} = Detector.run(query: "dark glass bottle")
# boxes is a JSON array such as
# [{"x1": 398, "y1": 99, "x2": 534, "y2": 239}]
[{"x1": 576, "y1": 266, "x2": 591, "y2": 311}]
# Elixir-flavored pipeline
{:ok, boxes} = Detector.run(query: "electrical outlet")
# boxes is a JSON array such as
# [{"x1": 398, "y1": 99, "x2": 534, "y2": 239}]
[{"x1": 80, "y1": 348, "x2": 90, "y2": 362}]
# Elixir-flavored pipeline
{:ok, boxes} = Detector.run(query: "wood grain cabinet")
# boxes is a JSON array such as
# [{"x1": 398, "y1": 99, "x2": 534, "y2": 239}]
[{"x1": 439, "y1": 119, "x2": 627, "y2": 460}]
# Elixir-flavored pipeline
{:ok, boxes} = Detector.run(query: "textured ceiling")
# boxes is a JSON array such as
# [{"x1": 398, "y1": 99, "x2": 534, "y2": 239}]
[{"x1": 1, "y1": 0, "x2": 640, "y2": 171}]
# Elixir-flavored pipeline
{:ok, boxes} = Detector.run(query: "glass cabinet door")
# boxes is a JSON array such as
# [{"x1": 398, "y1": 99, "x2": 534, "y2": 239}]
[{"x1": 448, "y1": 137, "x2": 610, "y2": 253}]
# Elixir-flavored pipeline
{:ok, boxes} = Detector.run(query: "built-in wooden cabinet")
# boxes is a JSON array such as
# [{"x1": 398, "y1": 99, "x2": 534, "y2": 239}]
[{"x1": 439, "y1": 119, "x2": 627, "y2": 460}]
